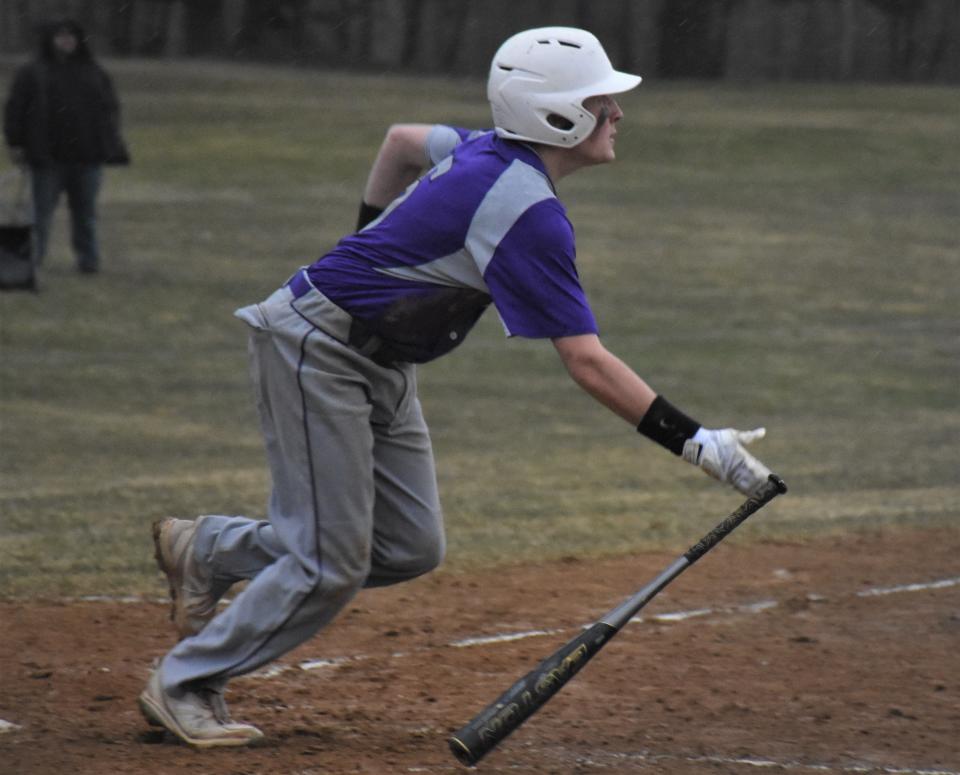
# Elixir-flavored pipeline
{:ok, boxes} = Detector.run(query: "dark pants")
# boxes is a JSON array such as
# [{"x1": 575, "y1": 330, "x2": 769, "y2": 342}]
[{"x1": 30, "y1": 163, "x2": 103, "y2": 272}]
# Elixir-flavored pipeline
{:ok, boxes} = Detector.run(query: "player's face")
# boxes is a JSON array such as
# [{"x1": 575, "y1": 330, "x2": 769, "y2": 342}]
[
  {"x1": 53, "y1": 29, "x2": 78, "y2": 56},
  {"x1": 575, "y1": 95, "x2": 623, "y2": 165}
]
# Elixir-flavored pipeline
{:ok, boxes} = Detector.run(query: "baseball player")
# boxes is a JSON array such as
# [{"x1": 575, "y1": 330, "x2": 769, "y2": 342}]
[{"x1": 139, "y1": 27, "x2": 772, "y2": 747}]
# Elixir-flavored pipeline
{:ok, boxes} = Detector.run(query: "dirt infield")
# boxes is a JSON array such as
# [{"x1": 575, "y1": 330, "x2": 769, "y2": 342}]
[{"x1": 1, "y1": 526, "x2": 958, "y2": 775}]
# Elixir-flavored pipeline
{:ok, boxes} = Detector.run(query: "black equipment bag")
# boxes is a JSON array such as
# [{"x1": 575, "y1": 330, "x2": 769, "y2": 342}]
[{"x1": 0, "y1": 168, "x2": 37, "y2": 292}]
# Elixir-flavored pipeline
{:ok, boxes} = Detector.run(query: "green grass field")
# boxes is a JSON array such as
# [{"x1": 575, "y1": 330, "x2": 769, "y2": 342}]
[{"x1": 1, "y1": 59, "x2": 957, "y2": 597}]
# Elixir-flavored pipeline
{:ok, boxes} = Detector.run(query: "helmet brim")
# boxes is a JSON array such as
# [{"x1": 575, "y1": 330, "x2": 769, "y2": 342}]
[{"x1": 574, "y1": 69, "x2": 642, "y2": 100}]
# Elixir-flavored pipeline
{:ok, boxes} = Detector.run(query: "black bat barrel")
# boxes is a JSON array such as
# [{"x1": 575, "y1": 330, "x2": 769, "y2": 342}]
[{"x1": 449, "y1": 622, "x2": 617, "y2": 766}]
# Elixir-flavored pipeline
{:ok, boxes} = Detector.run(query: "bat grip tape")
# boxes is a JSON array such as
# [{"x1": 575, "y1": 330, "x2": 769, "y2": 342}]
[{"x1": 684, "y1": 474, "x2": 788, "y2": 563}]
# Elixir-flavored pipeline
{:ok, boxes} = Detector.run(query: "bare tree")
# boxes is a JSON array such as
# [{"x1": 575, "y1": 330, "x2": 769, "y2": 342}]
[{"x1": 0, "y1": 0, "x2": 957, "y2": 82}]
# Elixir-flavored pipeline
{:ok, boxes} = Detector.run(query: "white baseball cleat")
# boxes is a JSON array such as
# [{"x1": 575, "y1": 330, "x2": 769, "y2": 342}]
[
  {"x1": 139, "y1": 670, "x2": 263, "y2": 747},
  {"x1": 152, "y1": 517, "x2": 218, "y2": 639}
]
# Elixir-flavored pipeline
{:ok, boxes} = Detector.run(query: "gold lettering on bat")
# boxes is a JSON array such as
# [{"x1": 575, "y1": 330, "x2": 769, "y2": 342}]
[
  {"x1": 476, "y1": 644, "x2": 592, "y2": 744},
  {"x1": 477, "y1": 691, "x2": 534, "y2": 744},
  {"x1": 535, "y1": 644, "x2": 589, "y2": 695}
]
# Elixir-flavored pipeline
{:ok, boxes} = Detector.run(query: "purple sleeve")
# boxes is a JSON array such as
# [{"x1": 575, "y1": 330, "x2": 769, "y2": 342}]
[{"x1": 483, "y1": 200, "x2": 598, "y2": 339}]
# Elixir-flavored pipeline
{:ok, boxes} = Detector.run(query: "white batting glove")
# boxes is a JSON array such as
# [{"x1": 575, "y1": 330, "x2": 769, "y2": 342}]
[{"x1": 682, "y1": 427, "x2": 772, "y2": 496}]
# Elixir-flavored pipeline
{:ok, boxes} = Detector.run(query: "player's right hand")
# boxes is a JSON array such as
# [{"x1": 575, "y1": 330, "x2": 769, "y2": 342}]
[{"x1": 682, "y1": 427, "x2": 772, "y2": 496}]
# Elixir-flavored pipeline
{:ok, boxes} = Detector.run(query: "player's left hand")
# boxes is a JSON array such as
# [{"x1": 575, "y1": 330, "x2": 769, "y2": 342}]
[{"x1": 682, "y1": 427, "x2": 772, "y2": 496}]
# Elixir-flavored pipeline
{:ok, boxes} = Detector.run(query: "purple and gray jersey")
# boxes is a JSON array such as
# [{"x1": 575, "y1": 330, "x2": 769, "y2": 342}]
[{"x1": 307, "y1": 126, "x2": 598, "y2": 363}]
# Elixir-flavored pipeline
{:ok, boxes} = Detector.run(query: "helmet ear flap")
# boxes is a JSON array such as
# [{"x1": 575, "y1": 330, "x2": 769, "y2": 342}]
[
  {"x1": 546, "y1": 114, "x2": 575, "y2": 131},
  {"x1": 543, "y1": 107, "x2": 596, "y2": 145}
]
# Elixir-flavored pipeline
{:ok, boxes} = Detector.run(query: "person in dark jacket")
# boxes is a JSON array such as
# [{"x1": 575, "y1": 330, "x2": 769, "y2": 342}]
[{"x1": 3, "y1": 19, "x2": 129, "y2": 274}]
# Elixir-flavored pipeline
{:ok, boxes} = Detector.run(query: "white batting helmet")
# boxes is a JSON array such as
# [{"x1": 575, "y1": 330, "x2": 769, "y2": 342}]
[{"x1": 487, "y1": 27, "x2": 642, "y2": 148}]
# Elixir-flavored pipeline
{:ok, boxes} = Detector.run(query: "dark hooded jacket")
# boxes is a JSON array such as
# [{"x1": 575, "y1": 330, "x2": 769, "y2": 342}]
[{"x1": 3, "y1": 19, "x2": 128, "y2": 165}]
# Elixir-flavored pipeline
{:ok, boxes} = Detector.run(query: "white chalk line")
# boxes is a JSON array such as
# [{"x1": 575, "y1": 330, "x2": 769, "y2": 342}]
[
  {"x1": 856, "y1": 577, "x2": 960, "y2": 597},
  {"x1": 246, "y1": 600, "x2": 784, "y2": 681},
  {"x1": 239, "y1": 574, "x2": 959, "y2": 681},
  {"x1": 450, "y1": 627, "x2": 565, "y2": 648},
  {"x1": 74, "y1": 595, "x2": 168, "y2": 604}
]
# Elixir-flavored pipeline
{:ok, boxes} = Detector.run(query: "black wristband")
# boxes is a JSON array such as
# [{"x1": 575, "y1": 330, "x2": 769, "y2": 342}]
[
  {"x1": 637, "y1": 395, "x2": 701, "y2": 456},
  {"x1": 356, "y1": 201, "x2": 385, "y2": 230}
]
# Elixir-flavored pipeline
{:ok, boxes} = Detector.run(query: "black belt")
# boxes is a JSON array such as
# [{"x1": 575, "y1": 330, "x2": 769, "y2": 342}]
[{"x1": 286, "y1": 270, "x2": 402, "y2": 367}]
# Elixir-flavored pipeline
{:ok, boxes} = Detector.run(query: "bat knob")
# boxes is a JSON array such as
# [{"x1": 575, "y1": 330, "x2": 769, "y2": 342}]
[
  {"x1": 768, "y1": 473, "x2": 788, "y2": 494},
  {"x1": 449, "y1": 736, "x2": 478, "y2": 766}
]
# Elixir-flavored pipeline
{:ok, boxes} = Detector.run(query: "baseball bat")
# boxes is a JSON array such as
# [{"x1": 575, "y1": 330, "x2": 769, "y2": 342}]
[{"x1": 448, "y1": 473, "x2": 788, "y2": 766}]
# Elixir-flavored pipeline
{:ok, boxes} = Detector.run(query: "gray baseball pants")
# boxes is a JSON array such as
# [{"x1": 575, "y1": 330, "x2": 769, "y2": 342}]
[{"x1": 160, "y1": 277, "x2": 444, "y2": 694}]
